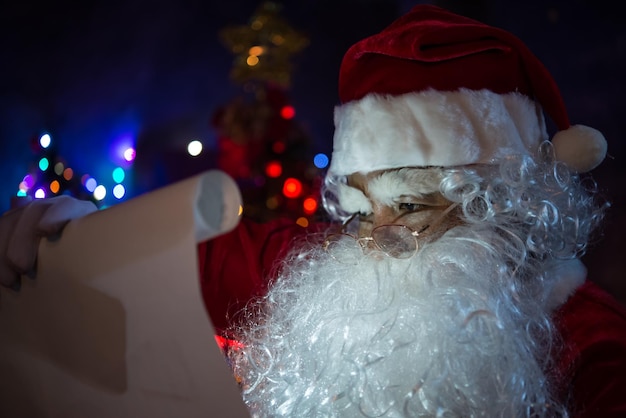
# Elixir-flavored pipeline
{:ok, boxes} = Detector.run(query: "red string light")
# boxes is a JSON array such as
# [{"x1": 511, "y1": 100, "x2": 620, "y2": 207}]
[
  {"x1": 303, "y1": 197, "x2": 317, "y2": 214},
  {"x1": 282, "y1": 178, "x2": 302, "y2": 198},
  {"x1": 265, "y1": 161, "x2": 283, "y2": 178},
  {"x1": 280, "y1": 105, "x2": 295, "y2": 119}
]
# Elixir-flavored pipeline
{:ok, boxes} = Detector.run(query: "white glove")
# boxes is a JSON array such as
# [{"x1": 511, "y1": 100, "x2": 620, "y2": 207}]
[{"x1": 0, "y1": 196, "x2": 98, "y2": 291}]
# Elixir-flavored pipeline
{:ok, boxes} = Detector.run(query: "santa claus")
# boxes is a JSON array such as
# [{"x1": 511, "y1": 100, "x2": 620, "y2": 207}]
[
  {"x1": 1, "y1": 4, "x2": 625, "y2": 418},
  {"x1": 198, "y1": 4, "x2": 626, "y2": 418}
]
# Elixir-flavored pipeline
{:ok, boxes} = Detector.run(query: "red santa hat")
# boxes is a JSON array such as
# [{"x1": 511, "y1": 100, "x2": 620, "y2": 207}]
[{"x1": 329, "y1": 4, "x2": 607, "y2": 177}]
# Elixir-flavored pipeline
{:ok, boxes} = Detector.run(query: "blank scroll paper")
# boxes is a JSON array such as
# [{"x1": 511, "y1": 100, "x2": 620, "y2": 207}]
[{"x1": 0, "y1": 170, "x2": 250, "y2": 418}]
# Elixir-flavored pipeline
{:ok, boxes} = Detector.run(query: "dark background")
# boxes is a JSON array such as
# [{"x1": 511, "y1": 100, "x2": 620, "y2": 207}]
[{"x1": 1, "y1": 0, "x2": 624, "y2": 303}]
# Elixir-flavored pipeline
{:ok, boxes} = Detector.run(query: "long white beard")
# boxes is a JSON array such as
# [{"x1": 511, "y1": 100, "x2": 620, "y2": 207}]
[{"x1": 230, "y1": 224, "x2": 567, "y2": 417}]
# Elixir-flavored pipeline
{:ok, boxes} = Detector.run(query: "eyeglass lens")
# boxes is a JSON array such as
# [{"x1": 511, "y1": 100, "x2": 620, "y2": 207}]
[
  {"x1": 323, "y1": 234, "x2": 364, "y2": 264},
  {"x1": 371, "y1": 225, "x2": 417, "y2": 259}
]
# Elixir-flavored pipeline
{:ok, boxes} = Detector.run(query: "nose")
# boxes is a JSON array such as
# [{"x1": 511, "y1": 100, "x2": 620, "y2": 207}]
[
  {"x1": 357, "y1": 206, "x2": 396, "y2": 238},
  {"x1": 356, "y1": 236, "x2": 376, "y2": 250},
  {"x1": 356, "y1": 237, "x2": 386, "y2": 259}
]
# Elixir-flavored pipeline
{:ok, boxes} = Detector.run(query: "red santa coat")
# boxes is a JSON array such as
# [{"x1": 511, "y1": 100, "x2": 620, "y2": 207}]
[{"x1": 198, "y1": 218, "x2": 626, "y2": 417}]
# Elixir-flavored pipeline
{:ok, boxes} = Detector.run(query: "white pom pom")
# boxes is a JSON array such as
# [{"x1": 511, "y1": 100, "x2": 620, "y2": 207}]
[{"x1": 551, "y1": 125, "x2": 607, "y2": 172}]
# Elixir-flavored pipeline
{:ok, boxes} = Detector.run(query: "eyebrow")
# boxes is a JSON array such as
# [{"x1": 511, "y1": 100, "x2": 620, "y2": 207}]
[
  {"x1": 337, "y1": 182, "x2": 373, "y2": 214},
  {"x1": 367, "y1": 171, "x2": 441, "y2": 205}
]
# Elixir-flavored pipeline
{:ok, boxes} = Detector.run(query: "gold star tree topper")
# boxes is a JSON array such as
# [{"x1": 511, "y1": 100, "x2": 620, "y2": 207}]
[{"x1": 219, "y1": 1, "x2": 309, "y2": 88}]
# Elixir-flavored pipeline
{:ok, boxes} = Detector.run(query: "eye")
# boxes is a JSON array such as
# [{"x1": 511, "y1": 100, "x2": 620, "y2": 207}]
[
  {"x1": 398, "y1": 203, "x2": 426, "y2": 212},
  {"x1": 357, "y1": 212, "x2": 373, "y2": 223}
]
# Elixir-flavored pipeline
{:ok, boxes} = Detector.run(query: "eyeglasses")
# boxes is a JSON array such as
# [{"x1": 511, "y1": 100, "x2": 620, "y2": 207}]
[{"x1": 323, "y1": 203, "x2": 458, "y2": 263}]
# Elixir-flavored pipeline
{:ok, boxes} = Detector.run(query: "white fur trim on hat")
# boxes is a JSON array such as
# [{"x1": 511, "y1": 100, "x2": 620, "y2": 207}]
[{"x1": 329, "y1": 89, "x2": 547, "y2": 176}]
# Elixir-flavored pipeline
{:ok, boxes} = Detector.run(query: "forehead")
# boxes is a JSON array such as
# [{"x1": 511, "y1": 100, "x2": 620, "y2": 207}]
[{"x1": 348, "y1": 167, "x2": 444, "y2": 196}]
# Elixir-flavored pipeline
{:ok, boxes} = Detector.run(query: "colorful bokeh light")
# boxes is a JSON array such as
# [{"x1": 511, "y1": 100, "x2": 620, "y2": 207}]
[
  {"x1": 23, "y1": 174, "x2": 35, "y2": 189},
  {"x1": 38, "y1": 157, "x2": 49, "y2": 171},
  {"x1": 303, "y1": 197, "x2": 318, "y2": 214},
  {"x1": 123, "y1": 147, "x2": 136, "y2": 162},
  {"x1": 266, "y1": 195, "x2": 280, "y2": 209},
  {"x1": 280, "y1": 105, "x2": 295, "y2": 119},
  {"x1": 249, "y1": 45, "x2": 264, "y2": 56},
  {"x1": 272, "y1": 141, "x2": 286, "y2": 154},
  {"x1": 39, "y1": 133, "x2": 51, "y2": 149},
  {"x1": 112, "y1": 167, "x2": 125, "y2": 183},
  {"x1": 54, "y1": 162, "x2": 64, "y2": 175},
  {"x1": 282, "y1": 178, "x2": 302, "y2": 199},
  {"x1": 247, "y1": 55, "x2": 260, "y2": 66},
  {"x1": 313, "y1": 153, "x2": 329, "y2": 169},
  {"x1": 113, "y1": 184, "x2": 126, "y2": 199},
  {"x1": 265, "y1": 161, "x2": 282, "y2": 178},
  {"x1": 187, "y1": 140, "x2": 203, "y2": 157},
  {"x1": 50, "y1": 180, "x2": 60, "y2": 194},
  {"x1": 93, "y1": 185, "x2": 107, "y2": 200},
  {"x1": 85, "y1": 177, "x2": 97, "y2": 192}
]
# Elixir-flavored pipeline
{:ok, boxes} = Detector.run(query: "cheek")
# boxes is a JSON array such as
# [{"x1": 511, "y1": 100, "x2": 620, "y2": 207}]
[
  {"x1": 358, "y1": 222, "x2": 373, "y2": 238},
  {"x1": 413, "y1": 209, "x2": 463, "y2": 243}
]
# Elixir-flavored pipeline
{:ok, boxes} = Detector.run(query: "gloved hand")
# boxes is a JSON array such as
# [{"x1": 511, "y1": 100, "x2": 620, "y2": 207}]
[{"x1": 0, "y1": 195, "x2": 98, "y2": 291}]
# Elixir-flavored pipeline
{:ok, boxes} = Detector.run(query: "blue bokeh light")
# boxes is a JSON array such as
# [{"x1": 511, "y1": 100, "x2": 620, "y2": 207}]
[{"x1": 313, "y1": 153, "x2": 329, "y2": 169}]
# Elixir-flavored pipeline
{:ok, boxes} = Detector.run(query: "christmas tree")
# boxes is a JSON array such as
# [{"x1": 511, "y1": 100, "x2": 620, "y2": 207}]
[{"x1": 215, "y1": 1, "x2": 326, "y2": 225}]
